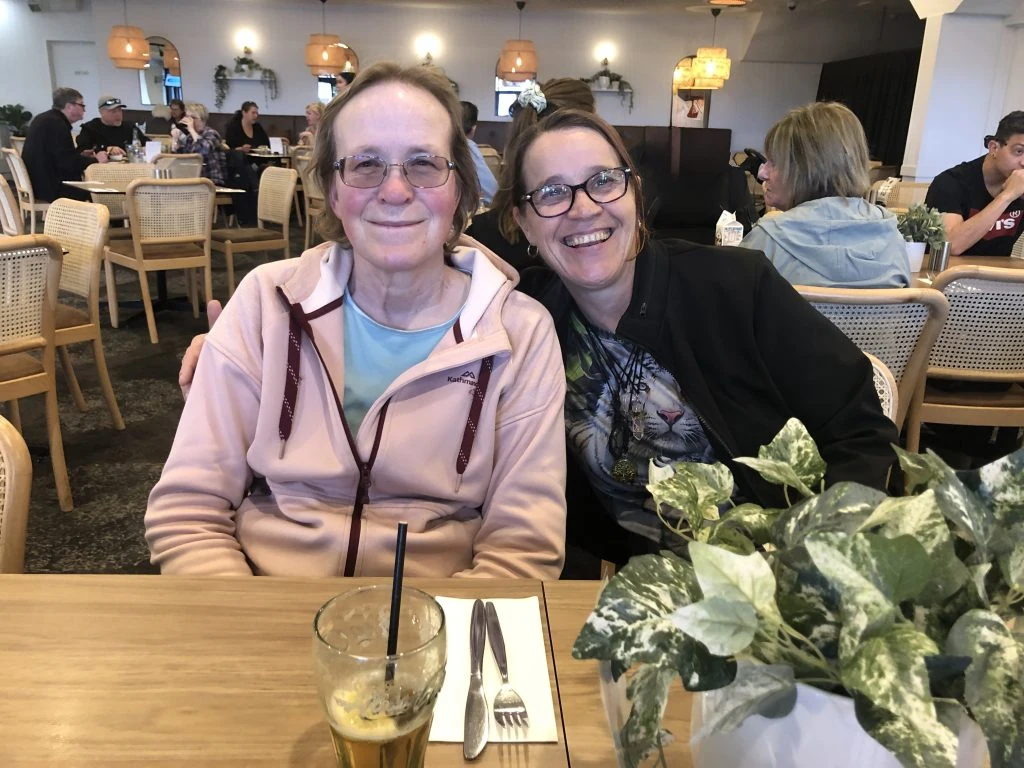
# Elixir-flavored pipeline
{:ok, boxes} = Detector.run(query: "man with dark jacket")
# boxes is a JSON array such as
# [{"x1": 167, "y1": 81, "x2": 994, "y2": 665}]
[
  {"x1": 75, "y1": 95, "x2": 145, "y2": 158},
  {"x1": 22, "y1": 87, "x2": 107, "y2": 202}
]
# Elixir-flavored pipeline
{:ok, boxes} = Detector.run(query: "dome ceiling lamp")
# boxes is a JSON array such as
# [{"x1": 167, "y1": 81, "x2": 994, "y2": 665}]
[
  {"x1": 107, "y1": 0, "x2": 149, "y2": 70},
  {"x1": 673, "y1": 54, "x2": 723, "y2": 92},
  {"x1": 707, "y1": 0, "x2": 749, "y2": 6},
  {"x1": 497, "y1": 1, "x2": 538, "y2": 83},
  {"x1": 693, "y1": 8, "x2": 732, "y2": 86},
  {"x1": 306, "y1": 0, "x2": 355, "y2": 77}
]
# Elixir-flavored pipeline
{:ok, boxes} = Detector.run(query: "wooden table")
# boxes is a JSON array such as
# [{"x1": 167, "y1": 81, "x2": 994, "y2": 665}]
[
  {"x1": 544, "y1": 581, "x2": 693, "y2": 768},
  {"x1": 913, "y1": 254, "x2": 1024, "y2": 287},
  {"x1": 0, "y1": 575, "x2": 567, "y2": 767},
  {"x1": 64, "y1": 180, "x2": 246, "y2": 194}
]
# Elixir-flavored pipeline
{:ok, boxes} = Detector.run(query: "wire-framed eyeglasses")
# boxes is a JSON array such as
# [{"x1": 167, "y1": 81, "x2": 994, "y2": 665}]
[
  {"x1": 332, "y1": 154, "x2": 456, "y2": 189},
  {"x1": 520, "y1": 167, "x2": 632, "y2": 218}
]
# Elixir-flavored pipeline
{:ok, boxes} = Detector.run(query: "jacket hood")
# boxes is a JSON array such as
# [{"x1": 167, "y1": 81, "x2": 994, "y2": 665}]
[{"x1": 749, "y1": 197, "x2": 909, "y2": 285}]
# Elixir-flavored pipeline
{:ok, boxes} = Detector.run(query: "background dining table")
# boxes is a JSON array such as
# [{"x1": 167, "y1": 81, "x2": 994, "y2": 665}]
[
  {"x1": 0, "y1": 575, "x2": 702, "y2": 767},
  {"x1": 913, "y1": 253, "x2": 1024, "y2": 287}
]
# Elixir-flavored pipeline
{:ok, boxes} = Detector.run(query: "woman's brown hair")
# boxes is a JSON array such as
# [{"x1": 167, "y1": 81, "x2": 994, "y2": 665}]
[
  {"x1": 493, "y1": 78, "x2": 597, "y2": 243},
  {"x1": 503, "y1": 108, "x2": 647, "y2": 258},
  {"x1": 312, "y1": 62, "x2": 479, "y2": 253}
]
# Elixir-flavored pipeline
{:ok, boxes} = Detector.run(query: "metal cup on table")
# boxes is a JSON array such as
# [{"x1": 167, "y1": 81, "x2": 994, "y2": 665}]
[{"x1": 931, "y1": 241, "x2": 951, "y2": 273}]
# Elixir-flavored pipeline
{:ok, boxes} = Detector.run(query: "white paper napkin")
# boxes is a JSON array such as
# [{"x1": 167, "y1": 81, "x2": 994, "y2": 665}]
[
  {"x1": 428, "y1": 596, "x2": 558, "y2": 743},
  {"x1": 269, "y1": 137, "x2": 285, "y2": 154},
  {"x1": 144, "y1": 141, "x2": 162, "y2": 162}
]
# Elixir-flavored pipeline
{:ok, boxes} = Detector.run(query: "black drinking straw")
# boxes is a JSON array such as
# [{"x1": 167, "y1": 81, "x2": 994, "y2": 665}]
[{"x1": 384, "y1": 521, "x2": 409, "y2": 683}]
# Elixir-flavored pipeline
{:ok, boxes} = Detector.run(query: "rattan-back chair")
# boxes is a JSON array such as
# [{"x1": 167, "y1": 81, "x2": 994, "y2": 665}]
[
  {"x1": 290, "y1": 146, "x2": 313, "y2": 222},
  {"x1": 796, "y1": 286, "x2": 949, "y2": 429},
  {"x1": 43, "y1": 199, "x2": 125, "y2": 430},
  {"x1": 2, "y1": 148, "x2": 48, "y2": 233},
  {"x1": 866, "y1": 353, "x2": 898, "y2": 423},
  {"x1": 300, "y1": 160, "x2": 325, "y2": 251},
  {"x1": 154, "y1": 153, "x2": 203, "y2": 179},
  {"x1": 478, "y1": 144, "x2": 502, "y2": 180},
  {"x1": 9, "y1": 136, "x2": 25, "y2": 157},
  {"x1": 105, "y1": 178, "x2": 216, "y2": 344},
  {"x1": 1011, "y1": 234, "x2": 1024, "y2": 260},
  {"x1": 905, "y1": 266, "x2": 1024, "y2": 451},
  {"x1": 210, "y1": 166, "x2": 297, "y2": 296},
  {"x1": 0, "y1": 235, "x2": 72, "y2": 510},
  {"x1": 0, "y1": 414, "x2": 31, "y2": 572},
  {"x1": 0, "y1": 175, "x2": 23, "y2": 236},
  {"x1": 83, "y1": 162, "x2": 156, "y2": 242}
]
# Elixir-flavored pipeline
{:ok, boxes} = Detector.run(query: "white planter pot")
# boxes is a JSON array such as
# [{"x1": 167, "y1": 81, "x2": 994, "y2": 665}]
[
  {"x1": 691, "y1": 683, "x2": 988, "y2": 768},
  {"x1": 597, "y1": 75, "x2": 611, "y2": 89},
  {"x1": 905, "y1": 241, "x2": 926, "y2": 272}
]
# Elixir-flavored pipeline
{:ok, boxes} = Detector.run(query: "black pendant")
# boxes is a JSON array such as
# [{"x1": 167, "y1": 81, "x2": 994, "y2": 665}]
[{"x1": 612, "y1": 457, "x2": 638, "y2": 484}]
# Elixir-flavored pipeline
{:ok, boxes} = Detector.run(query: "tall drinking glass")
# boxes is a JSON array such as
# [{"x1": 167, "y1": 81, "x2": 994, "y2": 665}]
[{"x1": 312, "y1": 586, "x2": 446, "y2": 768}]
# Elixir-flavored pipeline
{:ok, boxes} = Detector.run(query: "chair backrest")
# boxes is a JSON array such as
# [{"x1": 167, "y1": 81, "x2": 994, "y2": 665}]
[
  {"x1": 125, "y1": 177, "x2": 216, "y2": 245},
  {"x1": 148, "y1": 134, "x2": 173, "y2": 152},
  {"x1": 865, "y1": 352, "x2": 899, "y2": 423},
  {"x1": 2, "y1": 148, "x2": 35, "y2": 207},
  {"x1": 154, "y1": 153, "x2": 203, "y2": 179},
  {"x1": 9, "y1": 136, "x2": 25, "y2": 157},
  {"x1": 257, "y1": 166, "x2": 299, "y2": 227},
  {"x1": 478, "y1": 144, "x2": 502, "y2": 180},
  {"x1": 43, "y1": 199, "x2": 109, "y2": 317},
  {"x1": 0, "y1": 235, "x2": 62, "y2": 362},
  {"x1": 1011, "y1": 234, "x2": 1024, "y2": 260},
  {"x1": 301, "y1": 160, "x2": 324, "y2": 202},
  {"x1": 891, "y1": 181, "x2": 930, "y2": 209},
  {"x1": 867, "y1": 177, "x2": 900, "y2": 206},
  {"x1": 0, "y1": 414, "x2": 31, "y2": 573},
  {"x1": 796, "y1": 285, "x2": 950, "y2": 427},
  {"x1": 0, "y1": 175, "x2": 23, "y2": 236},
  {"x1": 84, "y1": 162, "x2": 156, "y2": 221},
  {"x1": 928, "y1": 266, "x2": 1024, "y2": 379}
]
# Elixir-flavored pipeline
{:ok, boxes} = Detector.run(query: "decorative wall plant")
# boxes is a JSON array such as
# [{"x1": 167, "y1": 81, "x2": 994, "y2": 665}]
[
  {"x1": 212, "y1": 48, "x2": 279, "y2": 110},
  {"x1": 581, "y1": 59, "x2": 634, "y2": 112}
]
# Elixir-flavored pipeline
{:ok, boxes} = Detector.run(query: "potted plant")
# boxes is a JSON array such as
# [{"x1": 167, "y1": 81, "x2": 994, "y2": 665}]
[
  {"x1": 213, "y1": 65, "x2": 230, "y2": 109},
  {"x1": 582, "y1": 60, "x2": 635, "y2": 112},
  {"x1": 574, "y1": 419, "x2": 1023, "y2": 768},
  {"x1": 0, "y1": 104, "x2": 32, "y2": 136},
  {"x1": 213, "y1": 51, "x2": 279, "y2": 110},
  {"x1": 897, "y1": 203, "x2": 945, "y2": 272},
  {"x1": 234, "y1": 46, "x2": 258, "y2": 77}
]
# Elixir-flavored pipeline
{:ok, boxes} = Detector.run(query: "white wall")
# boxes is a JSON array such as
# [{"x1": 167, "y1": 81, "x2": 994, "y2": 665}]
[{"x1": 0, "y1": 0, "x2": 920, "y2": 152}]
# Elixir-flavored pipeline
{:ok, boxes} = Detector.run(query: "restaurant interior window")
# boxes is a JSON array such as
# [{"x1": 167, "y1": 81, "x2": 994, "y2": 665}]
[
  {"x1": 139, "y1": 36, "x2": 183, "y2": 107},
  {"x1": 317, "y1": 71, "x2": 356, "y2": 103},
  {"x1": 494, "y1": 75, "x2": 534, "y2": 119}
]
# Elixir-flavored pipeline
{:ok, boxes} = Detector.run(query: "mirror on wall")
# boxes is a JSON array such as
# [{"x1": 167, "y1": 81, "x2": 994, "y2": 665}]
[{"x1": 139, "y1": 36, "x2": 183, "y2": 106}]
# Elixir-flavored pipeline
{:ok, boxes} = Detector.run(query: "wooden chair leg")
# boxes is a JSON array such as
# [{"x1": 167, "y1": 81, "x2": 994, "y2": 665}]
[
  {"x1": 225, "y1": 242, "x2": 236, "y2": 297},
  {"x1": 4, "y1": 400, "x2": 21, "y2": 432},
  {"x1": 137, "y1": 272, "x2": 159, "y2": 344},
  {"x1": 104, "y1": 256, "x2": 120, "y2": 328},
  {"x1": 58, "y1": 345, "x2": 88, "y2": 412},
  {"x1": 188, "y1": 270, "x2": 200, "y2": 317},
  {"x1": 44, "y1": 386, "x2": 74, "y2": 512},
  {"x1": 203, "y1": 266, "x2": 213, "y2": 309},
  {"x1": 91, "y1": 337, "x2": 125, "y2": 430}
]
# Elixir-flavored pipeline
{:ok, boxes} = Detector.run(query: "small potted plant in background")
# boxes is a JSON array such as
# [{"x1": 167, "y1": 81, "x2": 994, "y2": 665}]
[
  {"x1": 897, "y1": 203, "x2": 946, "y2": 273},
  {"x1": 0, "y1": 104, "x2": 32, "y2": 151},
  {"x1": 582, "y1": 60, "x2": 635, "y2": 112},
  {"x1": 574, "y1": 419, "x2": 1023, "y2": 768}
]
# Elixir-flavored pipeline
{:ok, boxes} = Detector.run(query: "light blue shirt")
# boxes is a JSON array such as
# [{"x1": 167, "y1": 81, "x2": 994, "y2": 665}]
[
  {"x1": 342, "y1": 288, "x2": 460, "y2": 435},
  {"x1": 468, "y1": 139, "x2": 498, "y2": 206}
]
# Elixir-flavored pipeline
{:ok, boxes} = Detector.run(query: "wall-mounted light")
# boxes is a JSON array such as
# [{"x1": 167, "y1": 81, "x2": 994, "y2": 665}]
[
  {"x1": 593, "y1": 41, "x2": 617, "y2": 64},
  {"x1": 414, "y1": 32, "x2": 442, "y2": 64},
  {"x1": 233, "y1": 28, "x2": 258, "y2": 52}
]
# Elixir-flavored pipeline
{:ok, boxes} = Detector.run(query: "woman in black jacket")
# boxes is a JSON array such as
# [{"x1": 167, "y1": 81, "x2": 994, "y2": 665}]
[{"x1": 224, "y1": 101, "x2": 269, "y2": 151}]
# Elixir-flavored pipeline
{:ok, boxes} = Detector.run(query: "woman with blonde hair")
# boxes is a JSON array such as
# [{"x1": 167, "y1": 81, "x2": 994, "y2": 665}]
[
  {"x1": 742, "y1": 101, "x2": 909, "y2": 288},
  {"x1": 298, "y1": 101, "x2": 324, "y2": 146},
  {"x1": 466, "y1": 78, "x2": 596, "y2": 270},
  {"x1": 169, "y1": 102, "x2": 226, "y2": 185}
]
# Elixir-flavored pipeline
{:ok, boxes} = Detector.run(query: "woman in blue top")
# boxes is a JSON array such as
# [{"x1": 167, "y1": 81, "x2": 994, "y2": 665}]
[{"x1": 741, "y1": 102, "x2": 911, "y2": 288}]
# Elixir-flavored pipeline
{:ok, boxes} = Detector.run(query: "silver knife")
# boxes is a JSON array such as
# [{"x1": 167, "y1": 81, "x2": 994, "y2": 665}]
[{"x1": 463, "y1": 598, "x2": 488, "y2": 760}]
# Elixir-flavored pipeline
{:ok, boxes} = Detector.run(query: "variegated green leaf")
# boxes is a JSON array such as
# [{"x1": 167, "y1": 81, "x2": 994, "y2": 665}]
[
  {"x1": 773, "y1": 482, "x2": 887, "y2": 549},
  {"x1": 691, "y1": 663, "x2": 796, "y2": 742},
  {"x1": 998, "y1": 544, "x2": 1024, "y2": 592},
  {"x1": 647, "y1": 461, "x2": 733, "y2": 526},
  {"x1": 733, "y1": 418, "x2": 825, "y2": 498},
  {"x1": 945, "y1": 609, "x2": 1024, "y2": 768},
  {"x1": 853, "y1": 694, "x2": 960, "y2": 768},
  {"x1": 969, "y1": 563, "x2": 992, "y2": 603},
  {"x1": 706, "y1": 524, "x2": 755, "y2": 555},
  {"x1": 714, "y1": 503, "x2": 781, "y2": 547},
  {"x1": 620, "y1": 663, "x2": 675, "y2": 768},
  {"x1": 967, "y1": 447, "x2": 1024, "y2": 528},
  {"x1": 573, "y1": 553, "x2": 700, "y2": 670},
  {"x1": 689, "y1": 541, "x2": 781, "y2": 622},
  {"x1": 804, "y1": 533, "x2": 898, "y2": 659},
  {"x1": 894, "y1": 445, "x2": 950, "y2": 493},
  {"x1": 670, "y1": 597, "x2": 758, "y2": 656}
]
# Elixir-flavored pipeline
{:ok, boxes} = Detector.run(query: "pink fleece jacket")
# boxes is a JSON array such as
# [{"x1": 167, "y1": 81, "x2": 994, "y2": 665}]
[{"x1": 145, "y1": 238, "x2": 567, "y2": 578}]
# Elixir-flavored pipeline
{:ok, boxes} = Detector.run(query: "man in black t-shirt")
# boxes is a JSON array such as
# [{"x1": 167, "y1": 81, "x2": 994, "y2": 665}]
[
  {"x1": 75, "y1": 96, "x2": 146, "y2": 158},
  {"x1": 925, "y1": 111, "x2": 1024, "y2": 256}
]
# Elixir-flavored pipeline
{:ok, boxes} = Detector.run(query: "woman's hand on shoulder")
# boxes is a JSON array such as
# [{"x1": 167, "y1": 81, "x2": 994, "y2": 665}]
[{"x1": 179, "y1": 300, "x2": 224, "y2": 400}]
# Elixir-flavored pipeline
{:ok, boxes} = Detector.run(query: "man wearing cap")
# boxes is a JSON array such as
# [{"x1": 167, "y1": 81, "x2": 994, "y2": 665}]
[
  {"x1": 925, "y1": 111, "x2": 1024, "y2": 256},
  {"x1": 22, "y1": 86, "x2": 107, "y2": 203},
  {"x1": 76, "y1": 95, "x2": 145, "y2": 158}
]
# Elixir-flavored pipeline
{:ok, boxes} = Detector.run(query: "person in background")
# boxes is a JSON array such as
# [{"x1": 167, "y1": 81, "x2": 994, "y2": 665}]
[
  {"x1": 298, "y1": 101, "x2": 324, "y2": 146},
  {"x1": 168, "y1": 98, "x2": 187, "y2": 132},
  {"x1": 507, "y1": 108, "x2": 897, "y2": 562},
  {"x1": 147, "y1": 62, "x2": 567, "y2": 579},
  {"x1": 466, "y1": 78, "x2": 596, "y2": 271},
  {"x1": 926, "y1": 111, "x2": 1024, "y2": 257},
  {"x1": 22, "y1": 86, "x2": 107, "y2": 203},
  {"x1": 459, "y1": 100, "x2": 498, "y2": 208},
  {"x1": 225, "y1": 101, "x2": 270, "y2": 153},
  {"x1": 170, "y1": 102, "x2": 226, "y2": 186},
  {"x1": 75, "y1": 96, "x2": 145, "y2": 159},
  {"x1": 740, "y1": 102, "x2": 910, "y2": 288}
]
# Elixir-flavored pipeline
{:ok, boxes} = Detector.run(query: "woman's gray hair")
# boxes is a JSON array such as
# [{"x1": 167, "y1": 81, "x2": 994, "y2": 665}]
[
  {"x1": 764, "y1": 101, "x2": 871, "y2": 209},
  {"x1": 184, "y1": 102, "x2": 209, "y2": 124},
  {"x1": 312, "y1": 62, "x2": 478, "y2": 253}
]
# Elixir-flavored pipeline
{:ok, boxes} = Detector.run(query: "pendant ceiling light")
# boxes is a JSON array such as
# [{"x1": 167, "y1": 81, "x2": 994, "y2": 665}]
[
  {"x1": 305, "y1": 0, "x2": 358, "y2": 77},
  {"x1": 673, "y1": 55, "x2": 724, "y2": 92},
  {"x1": 497, "y1": 1, "x2": 538, "y2": 83},
  {"x1": 693, "y1": 8, "x2": 731, "y2": 86},
  {"x1": 107, "y1": 0, "x2": 149, "y2": 70},
  {"x1": 708, "y1": 0, "x2": 749, "y2": 6}
]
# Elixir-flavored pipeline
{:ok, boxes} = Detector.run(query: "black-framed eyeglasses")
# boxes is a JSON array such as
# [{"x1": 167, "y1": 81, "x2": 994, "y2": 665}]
[
  {"x1": 71, "y1": 102, "x2": 87, "y2": 109},
  {"x1": 331, "y1": 154, "x2": 456, "y2": 189},
  {"x1": 520, "y1": 167, "x2": 632, "y2": 218}
]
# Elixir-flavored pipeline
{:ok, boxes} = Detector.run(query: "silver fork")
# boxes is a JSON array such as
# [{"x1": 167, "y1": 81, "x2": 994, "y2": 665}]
[{"x1": 484, "y1": 601, "x2": 529, "y2": 728}]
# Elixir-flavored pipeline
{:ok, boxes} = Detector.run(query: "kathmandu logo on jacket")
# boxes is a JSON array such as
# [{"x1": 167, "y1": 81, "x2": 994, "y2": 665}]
[{"x1": 447, "y1": 369, "x2": 478, "y2": 386}]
